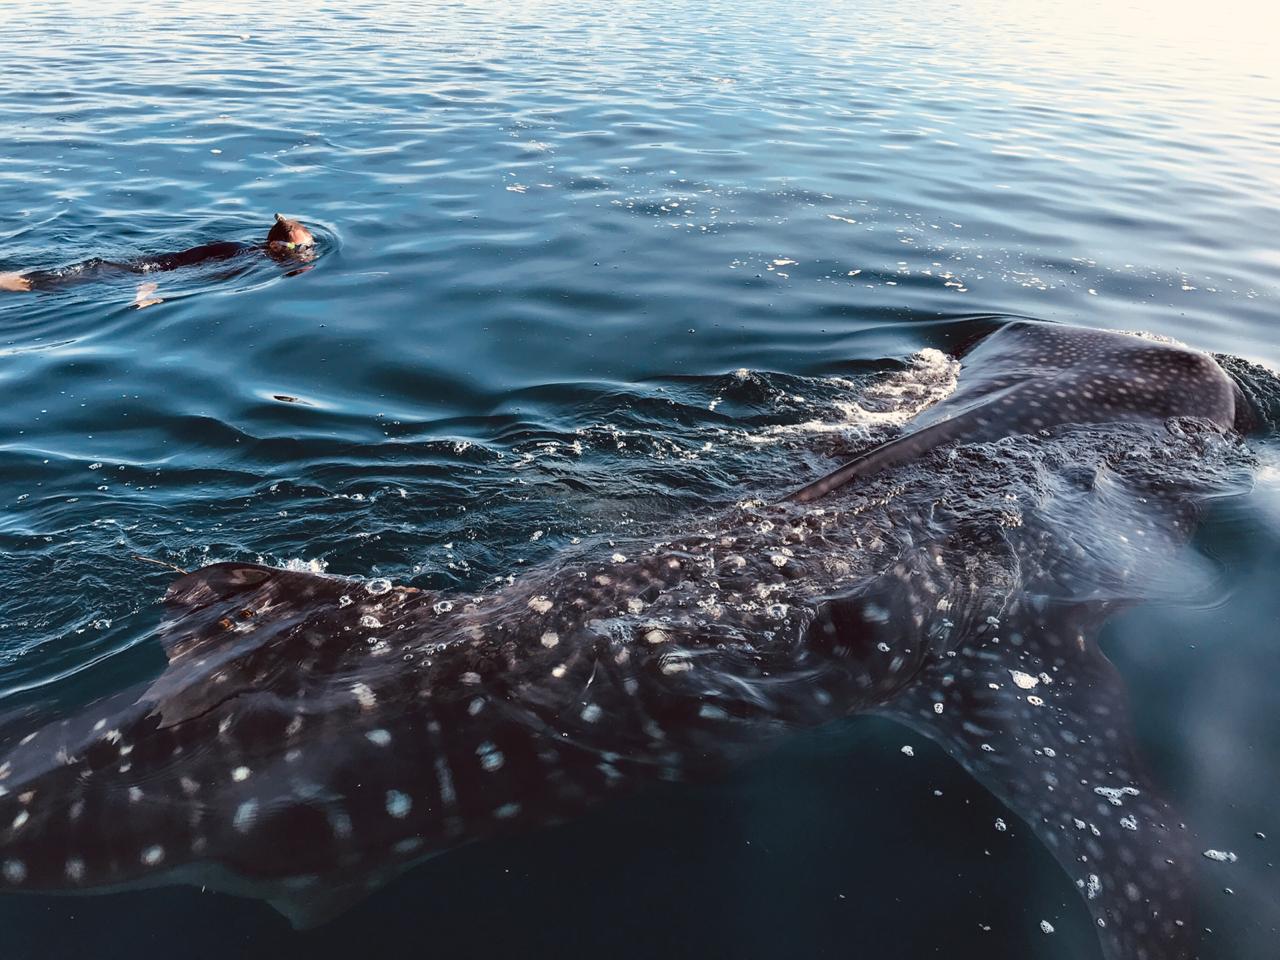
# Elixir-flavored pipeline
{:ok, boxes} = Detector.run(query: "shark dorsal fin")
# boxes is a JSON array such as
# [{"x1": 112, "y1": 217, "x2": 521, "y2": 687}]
[{"x1": 159, "y1": 563, "x2": 277, "y2": 662}]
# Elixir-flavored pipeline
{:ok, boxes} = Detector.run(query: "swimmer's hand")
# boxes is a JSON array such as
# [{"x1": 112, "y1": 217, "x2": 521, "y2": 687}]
[
  {"x1": 0, "y1": 272, "x2": 32, "y2": 293},
  {"x1": 133, "y1": 281, "x2": 163, "y2": 309}
]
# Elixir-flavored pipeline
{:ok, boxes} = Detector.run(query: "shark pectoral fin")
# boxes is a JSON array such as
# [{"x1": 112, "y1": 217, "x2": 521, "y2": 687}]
[
  {"x1": 879, "y1": 600, "x2": 1196, "y2": 960},
  {"x1": 145, "y1": 563, "x2": 354, "y2": 727}
]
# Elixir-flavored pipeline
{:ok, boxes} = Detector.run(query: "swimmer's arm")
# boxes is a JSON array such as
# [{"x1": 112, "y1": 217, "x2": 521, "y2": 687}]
[{"x1": 0, "y1": 272, "x2": 32, "y2": 293}]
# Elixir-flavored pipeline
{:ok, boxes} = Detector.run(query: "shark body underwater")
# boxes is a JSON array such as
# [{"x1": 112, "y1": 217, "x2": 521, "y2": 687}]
[{"x1": 0, "y1": 320, "x2": 1265, "y2": 959}]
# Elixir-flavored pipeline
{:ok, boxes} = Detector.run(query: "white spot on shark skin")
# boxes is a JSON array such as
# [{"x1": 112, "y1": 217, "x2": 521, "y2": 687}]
[
  {"x1": 359, "y1": 614, "x2": 383, "y2": 629},
  {"x1": 1010, "y1": 669, "x2": 1039, "y2": 690},
  {"x1": 3, "y1": 860, "x2": 26, "y2": 884},
  {"x1": 1203, "y1": 849, "x2": 1238, "y2": 863},
  {"x1": 1120, "y1": 815, "x2": 1138, "y2": 831},
  {"x1": 65, "y1": 858, "x2": 85, "y2": 882},
  {"x1": 661, "y1": 657, "x2": 692, "y2": 675},
  {"x1": 1094, "y1": 785, "x2": 1140, "y2": 806},
  {"x1": 528, "y1": 596, "x2": 553, "y2": 614},
  {"x1": 10, "y1": 811, "x2": 29, "y2": 831},
  {"x1": 351, "y1": 683, "x2": 377, "y2": 709},
  {"x1": 386, "y1": 791, "x2": 412, "y2": 819},
  {"x1": 435, "y1": 757, "x2": 457, "y2": 807},
  {"x1": 129, "y1": 786, "x2": 144, "y2": 803},
  {"x1": 394, "y1": 837, "x2": 424, "y2": 856},
  {"x1": 365, "y1": 578, "x2": 392, "y2": 596},
  {"x1": 611, "y1": 553, "x2": 627, "y2": 564},
  {"x1": 540, "y1": 631, "x2": 559, "y2": 649},
  {"x1": 180, "y1": 777, "x2": 200, "y2": 796},
  {"x1": 477, "y1": 742, "x2": 505, "y2": 772},
  {"x1": 141, "y1": 845, "x2": 165, "y2": 867},
  {"x1": 329, "y1": 808, "x2": 353, "y2": 839},
  {"x1": 1040, "y1": 920, "x2": 1055, "y2": 934},
  {"x1": 900, "y1": 745, "x2": 915, "y2": 757},
  {"x1": 581, "y1": 704, "x2": 603, "y2": 723},
  {"x1": 994, "y1": 818, "x2": 1008, "y2": 832},
  {"x1": 232, "y1": 766, "x2": 251, "y2": 782},
  {"x1": 367, "y1": 729, "x2": 392, "y2": 747},
  {"x1": 234, "y1": 800, "x2": 259, "y2": 833}
]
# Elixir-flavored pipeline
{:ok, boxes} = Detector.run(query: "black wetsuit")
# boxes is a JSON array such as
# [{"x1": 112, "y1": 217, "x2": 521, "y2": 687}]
[{"x1": 20, "y1": 241, "x2": 253, "y2": 289}]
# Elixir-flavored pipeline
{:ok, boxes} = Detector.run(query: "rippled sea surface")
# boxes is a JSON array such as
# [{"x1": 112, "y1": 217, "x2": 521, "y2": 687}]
[{"x1": 2, "y1": 1, "x2": 1279, "y2": 957}]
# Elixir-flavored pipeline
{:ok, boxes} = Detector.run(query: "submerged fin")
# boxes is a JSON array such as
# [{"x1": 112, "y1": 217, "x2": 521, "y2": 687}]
[
  {"x1": 879, "y1": 598, "x2": 1196, "y2": 960},
  {"x1": 268, "y1": 881, "x2": 377, "y2": 930}
]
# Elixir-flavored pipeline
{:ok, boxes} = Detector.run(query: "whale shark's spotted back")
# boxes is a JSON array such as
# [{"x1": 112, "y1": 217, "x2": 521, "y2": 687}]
[{"x1": 0, "y1": 320, "x2": 1263, "y2": 960}]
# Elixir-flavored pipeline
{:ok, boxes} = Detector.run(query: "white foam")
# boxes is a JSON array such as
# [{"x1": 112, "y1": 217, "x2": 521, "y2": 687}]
[
  {"x1": 750, "y1": 348, "x2": 960, "y2": 443},
  {"x1": 276, "y1": 558, "x2": 329, "y2": 574}
]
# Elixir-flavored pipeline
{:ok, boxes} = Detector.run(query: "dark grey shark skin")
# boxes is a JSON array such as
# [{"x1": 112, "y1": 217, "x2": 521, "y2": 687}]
[{"x1": 0, "y1": 321, "x2": 1256, "y2": 960}]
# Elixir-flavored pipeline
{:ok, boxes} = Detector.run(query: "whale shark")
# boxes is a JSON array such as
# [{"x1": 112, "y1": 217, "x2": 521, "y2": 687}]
[{"x1": 0, "y1": 320, "x2": 1260, "y2": 960}]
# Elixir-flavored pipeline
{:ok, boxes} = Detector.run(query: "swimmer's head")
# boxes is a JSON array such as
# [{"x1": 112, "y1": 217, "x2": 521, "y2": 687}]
[{"x1": 266, "y1": 213, "x2": 315, "y2": 251}]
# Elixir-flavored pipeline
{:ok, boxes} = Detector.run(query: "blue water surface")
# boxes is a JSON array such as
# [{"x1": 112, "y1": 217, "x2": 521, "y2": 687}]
[{"x1": 1, "y1": 1, "x2": 1278, "y2": 957}]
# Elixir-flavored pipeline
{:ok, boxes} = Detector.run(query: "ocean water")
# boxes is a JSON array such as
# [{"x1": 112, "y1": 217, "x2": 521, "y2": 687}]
[{"x1": 1, "y1": 1, "x2": 1279, "y2": 957}]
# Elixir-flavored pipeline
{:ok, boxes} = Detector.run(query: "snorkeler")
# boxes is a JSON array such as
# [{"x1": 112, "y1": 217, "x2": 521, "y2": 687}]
[{"x1": 0, "y1": 213, "x2": 316, "y2": 303}]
